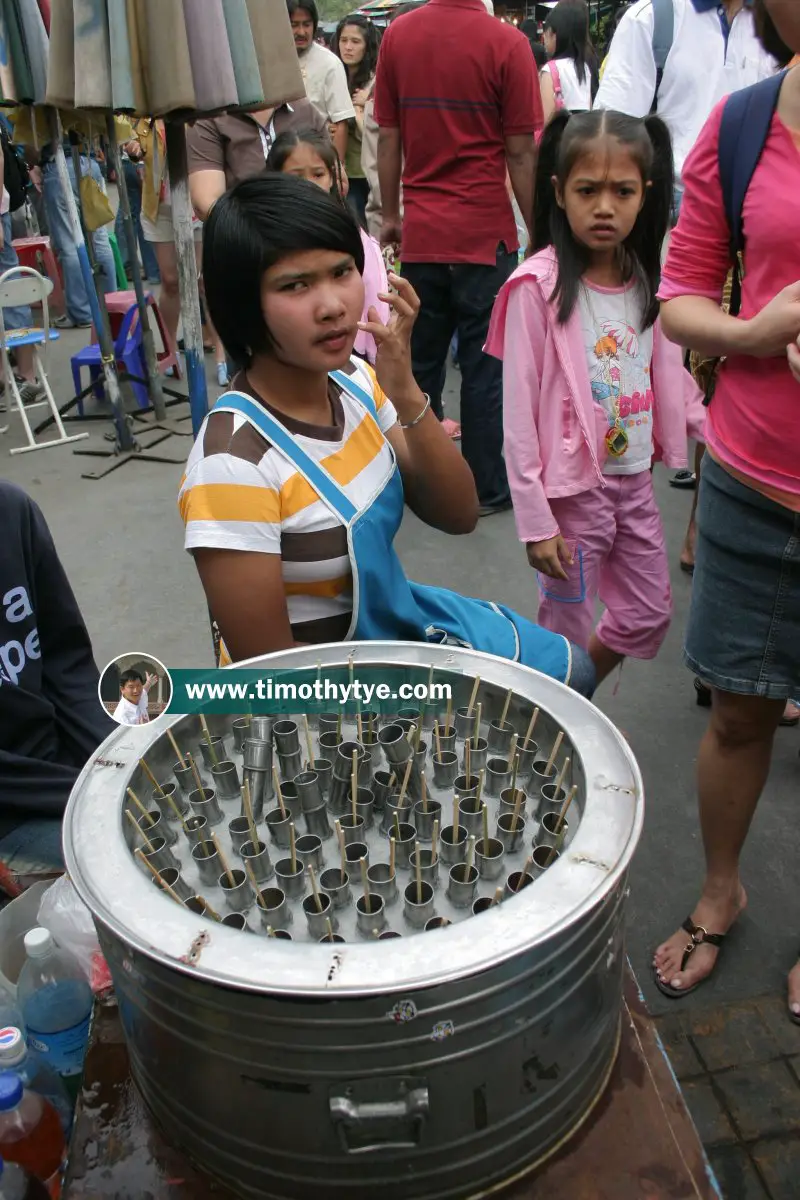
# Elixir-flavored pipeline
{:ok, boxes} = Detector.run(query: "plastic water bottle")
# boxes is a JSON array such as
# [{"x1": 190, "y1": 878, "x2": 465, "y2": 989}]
[
  {"x1": 0, "y1": 1154, "x2": 50, "y2": 1200},
  {"x1": 0, "y1": 989, "x2": 22, "y2": 1041},
  {"x1": 0, "y1": 1075, "x2": 64, "y2": 1199},
  {"x1": 16, "y1": 931, "x2": 92, "y2": 1094},
  {"x1": 0, "y1": 1032, "x2": 71, "y2": 1139}
]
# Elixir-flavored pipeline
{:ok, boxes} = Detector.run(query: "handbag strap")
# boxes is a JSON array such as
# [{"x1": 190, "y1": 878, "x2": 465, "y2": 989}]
[{"x1": 549, "y1": 61, "x2": 564, "y2": 108}]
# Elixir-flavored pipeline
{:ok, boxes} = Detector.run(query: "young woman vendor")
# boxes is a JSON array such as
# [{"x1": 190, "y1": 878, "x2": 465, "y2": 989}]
[{"x1": 179, "y1": 174, "x2": 595, "y2": 696}]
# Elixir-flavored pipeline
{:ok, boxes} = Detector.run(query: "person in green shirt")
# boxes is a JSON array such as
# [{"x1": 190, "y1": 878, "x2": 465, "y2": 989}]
[{"x1": 332, "y1": 14, "x2": 381, "y2": 226}]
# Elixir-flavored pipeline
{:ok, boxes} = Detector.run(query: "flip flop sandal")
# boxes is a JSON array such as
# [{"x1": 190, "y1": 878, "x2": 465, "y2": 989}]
[
  {"x1": 653, "y1": 916, "x2": 726, "y2": 999},
  {"x1": 679, "y1": 559, "x2": 695, "y2": 575},
  {"x1": 669, "y1": 470, "x2": 697, "y2": 490}
]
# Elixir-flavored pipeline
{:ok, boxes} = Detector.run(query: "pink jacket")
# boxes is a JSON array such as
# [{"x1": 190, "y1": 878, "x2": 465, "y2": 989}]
[
  {"x1": 485, "y1": 247, "x2": 706, "y2": 543},
  {"x1": 354, "y1": 229, "x2": 390, "y2": 365}
]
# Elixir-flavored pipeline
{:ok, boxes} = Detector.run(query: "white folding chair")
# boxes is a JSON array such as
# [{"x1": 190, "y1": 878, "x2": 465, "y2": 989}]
[{"x1": 0, "y1": 265, "x2": 89, "y2": 455}]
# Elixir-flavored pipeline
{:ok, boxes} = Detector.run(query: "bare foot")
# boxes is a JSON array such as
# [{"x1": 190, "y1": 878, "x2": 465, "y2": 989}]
[
  {"x1": 652, "y1": 884, "x2": 747, "y2": 994},
  {"x1": 679, "y1": 520, "x2": 696, "y2": 571},
  {"x1": 788, "y1": 960, "x2": 800, "y2": 1020}
]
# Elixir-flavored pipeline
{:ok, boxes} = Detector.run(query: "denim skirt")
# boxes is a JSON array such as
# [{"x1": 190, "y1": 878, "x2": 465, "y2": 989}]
[{"x1": 685, "y1": 455, "x2": 800, "y2": 698}]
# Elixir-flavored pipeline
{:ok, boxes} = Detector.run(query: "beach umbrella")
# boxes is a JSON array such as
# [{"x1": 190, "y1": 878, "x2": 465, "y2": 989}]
[
  {"x1": 20, "y1": 0, "x2": 304, "y2": 471},
  {"x1": 46, "y1": 0, "x2": 304, "y2": 117}
]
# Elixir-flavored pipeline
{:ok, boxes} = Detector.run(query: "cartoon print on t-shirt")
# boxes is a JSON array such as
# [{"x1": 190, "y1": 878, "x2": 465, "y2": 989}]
[{"x1": 588, "y1": 320, "x2": 653, "y2": 427}]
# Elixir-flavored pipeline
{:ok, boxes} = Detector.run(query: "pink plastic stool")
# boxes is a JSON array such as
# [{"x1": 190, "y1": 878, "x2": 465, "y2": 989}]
[
  {"x1": 12, "y1": 236, "x2": 66, "y2": 316},
  {"x1": 93, "y1": 290, "x2": 182, "y2": 379}
]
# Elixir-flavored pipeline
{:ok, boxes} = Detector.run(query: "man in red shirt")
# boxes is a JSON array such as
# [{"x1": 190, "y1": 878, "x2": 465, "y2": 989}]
[{"x1": 374, "y1": 0, "x2": 542, "y2": 514}]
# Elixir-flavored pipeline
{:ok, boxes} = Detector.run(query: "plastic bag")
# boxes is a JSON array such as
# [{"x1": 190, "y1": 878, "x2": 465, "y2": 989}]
[
  {"x1": 37, "y1": 875, "x2": 113, "y2": 997},
  {"x1": 0, "y1": 881, "x2": 54, "y2": 998}
]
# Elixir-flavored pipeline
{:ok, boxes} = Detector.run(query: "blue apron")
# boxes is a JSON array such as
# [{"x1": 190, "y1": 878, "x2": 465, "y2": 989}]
[{"x1": 213, "y1": 368, "x2": 571, "y2": 685}]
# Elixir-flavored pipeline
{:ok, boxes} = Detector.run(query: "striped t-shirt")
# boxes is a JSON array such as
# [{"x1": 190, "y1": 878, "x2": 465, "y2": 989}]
[{"x1": 179, "y1": 359, "x2": 397, "y2": 649}]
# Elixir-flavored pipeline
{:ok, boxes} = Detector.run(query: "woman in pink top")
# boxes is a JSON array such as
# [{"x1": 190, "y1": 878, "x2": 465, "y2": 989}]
[
  {"x1": 652, "y1": 0, "x2": 800, "y2": 1018},
  {"x1": 266, "y1": 128, "x2": 389, "y2": 364}
]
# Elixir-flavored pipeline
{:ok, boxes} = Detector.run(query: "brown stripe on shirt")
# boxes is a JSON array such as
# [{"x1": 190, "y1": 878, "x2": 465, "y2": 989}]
[
  {"x1": 201, "y1": 410, "x2": 273, "y2": 467},
  {"x1": 281, "y1": 526, "x2": 348, "y2": 562},
  {"x1": 291, "y1": 611, "x2": 352, "y2": 644}
]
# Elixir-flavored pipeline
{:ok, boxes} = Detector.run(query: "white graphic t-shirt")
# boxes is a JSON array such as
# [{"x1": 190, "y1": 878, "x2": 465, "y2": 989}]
[{"x1": 578, "y1": 281, "x2": 655, "y2": 476}]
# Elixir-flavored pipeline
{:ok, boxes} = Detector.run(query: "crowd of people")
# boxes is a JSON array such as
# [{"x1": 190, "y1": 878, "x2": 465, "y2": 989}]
[{"x1": 2, "y1": 0, "x2": 799, "y2": 1025}]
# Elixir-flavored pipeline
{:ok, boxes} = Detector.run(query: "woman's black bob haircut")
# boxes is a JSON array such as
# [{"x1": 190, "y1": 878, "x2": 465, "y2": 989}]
[{"x1": 203, "y1": 174, "x2": 365, "y2": 370}]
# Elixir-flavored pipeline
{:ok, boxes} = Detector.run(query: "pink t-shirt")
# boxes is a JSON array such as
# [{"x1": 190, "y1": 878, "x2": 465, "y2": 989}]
[{"x1": 659, "y1": 100, "x2": 800, "y2": 503}]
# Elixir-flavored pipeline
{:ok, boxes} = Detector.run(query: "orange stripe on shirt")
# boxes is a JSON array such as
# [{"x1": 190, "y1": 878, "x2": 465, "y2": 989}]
[
  {"x1": 180, "y1": 483, "x2": 281, "y2": 525},
  {"x1": 283, "y1": 574, "x2": 352, "y2": 598},
  {"x1": 323, "y1": 413, "x2": 386, "y2": 487},
  {"x1": 279, "y1": 416, "x2": 387, "y2": 518}
]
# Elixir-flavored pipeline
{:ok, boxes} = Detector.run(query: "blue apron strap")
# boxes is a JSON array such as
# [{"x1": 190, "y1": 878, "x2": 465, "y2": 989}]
[
  {"x1": 330, "y1": 363, "x2": 378, "y2": 418},
  {"x1": 212, "y1": 392, "x2": 357, "y2": 522}
]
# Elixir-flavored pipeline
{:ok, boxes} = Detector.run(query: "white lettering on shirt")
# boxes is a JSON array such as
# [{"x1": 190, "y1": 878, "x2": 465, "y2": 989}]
[
  {"x1": 3, "y1": 586, "x2": 33, "y2": 623},
  {"x1": 0, "y1": 584, "x2": 41, "y2": 685}
]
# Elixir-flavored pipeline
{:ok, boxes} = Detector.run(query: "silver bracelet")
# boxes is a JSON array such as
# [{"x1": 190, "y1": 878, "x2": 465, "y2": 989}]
[{"x1": 399, "y1": 394, "x2": 432, "y2": 429}]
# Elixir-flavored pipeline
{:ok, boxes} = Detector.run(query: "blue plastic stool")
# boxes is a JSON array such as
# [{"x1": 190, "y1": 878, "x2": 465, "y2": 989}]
[{"x1": 71, "y1": 304, "x2": 149, "y2": 414}]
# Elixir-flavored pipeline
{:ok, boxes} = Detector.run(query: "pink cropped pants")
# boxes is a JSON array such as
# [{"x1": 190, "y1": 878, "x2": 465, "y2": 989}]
[{"x1": 537, "y1": 472, "x2": 672, "y2": 661}]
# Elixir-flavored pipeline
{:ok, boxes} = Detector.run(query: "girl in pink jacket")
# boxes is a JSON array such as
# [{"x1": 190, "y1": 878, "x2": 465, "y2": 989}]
[{"x1": 486, "y1": 109, "x2": 706, "y2": 686}]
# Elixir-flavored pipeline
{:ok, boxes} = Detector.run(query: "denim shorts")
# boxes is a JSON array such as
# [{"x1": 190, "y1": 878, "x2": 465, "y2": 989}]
[{"x1": 685, "y1": 455, "x2": 800, "y2": 698}]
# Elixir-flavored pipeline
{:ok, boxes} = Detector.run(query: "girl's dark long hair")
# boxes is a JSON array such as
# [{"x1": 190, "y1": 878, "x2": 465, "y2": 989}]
[
  {"x1": 544, "y1": 0, "x2": 599, "y2": 94},
  {"x1": 332, "y1": 14, "x2": 381, "y2": 94},
  {"x1": 531, "y1": 109, "x2": 674, "y2": 329},
  {"x1": 752, "y1": 0, "x2": 793, "y2": 64}
]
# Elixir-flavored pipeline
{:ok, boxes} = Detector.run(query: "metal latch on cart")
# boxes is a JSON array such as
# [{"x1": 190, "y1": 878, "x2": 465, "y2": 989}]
[{"x1": 330, "y1": 1077, "x2": 430, "y2": 1153}]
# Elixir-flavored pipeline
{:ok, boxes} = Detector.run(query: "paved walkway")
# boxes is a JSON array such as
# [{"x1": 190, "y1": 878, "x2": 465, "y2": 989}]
[{"x1": 2, "y1": 340, "x2": 798, "y2": 1197}]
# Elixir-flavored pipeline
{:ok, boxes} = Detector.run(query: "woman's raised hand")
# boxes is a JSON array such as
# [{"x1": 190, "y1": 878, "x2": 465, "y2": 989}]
[{"x1": 358, "y1": 273, "x2": 421, "y2": 405}]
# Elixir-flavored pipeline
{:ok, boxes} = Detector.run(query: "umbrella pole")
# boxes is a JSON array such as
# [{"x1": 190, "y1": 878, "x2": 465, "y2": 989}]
[
  {"x1": 104, "y1": 115, "x2": 190, "y2": 437},
  {"x1": 49, "y1": 111, "x2": 134, "y2": 454},
  {"x1": 165, "y1": 121, "x2": 208, "y2": 437}
]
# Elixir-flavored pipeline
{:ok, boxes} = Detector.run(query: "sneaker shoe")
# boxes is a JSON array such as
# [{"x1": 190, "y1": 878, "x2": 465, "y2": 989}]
[
  {"x1": 669, "y1": 469, "x2": 697, "y2": 490},
  {"x1": 478, "y1": 499, "x2": 513, "y2": 518},
  {"x1": 216, "y1": 362, "x2": 230, "y2": 388},
  {"x1": 18, "y1": 381, "x2": 45, "y2": 406},
  {"x1": 54, "y1": 314, "x2": 92, "y2": 330}
]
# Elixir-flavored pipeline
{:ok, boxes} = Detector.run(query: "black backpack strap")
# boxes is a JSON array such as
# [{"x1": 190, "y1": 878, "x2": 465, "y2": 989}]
[
  {"x1": 650, "y1": 0, "x2": 674, "y2": 113},
  {"x1": 718, "y1": 70, "x2": 787, "y2": 316}
]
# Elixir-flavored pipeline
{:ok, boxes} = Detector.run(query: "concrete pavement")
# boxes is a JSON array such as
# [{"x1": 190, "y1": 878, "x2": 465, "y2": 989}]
[{"x1": 2, "y1": 334, "x2": 798, "y2": 1197}]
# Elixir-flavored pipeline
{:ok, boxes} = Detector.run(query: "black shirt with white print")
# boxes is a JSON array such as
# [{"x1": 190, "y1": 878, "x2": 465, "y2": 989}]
[{"x1": 0, "y1": 482, "x2": 114, "y2": 831}]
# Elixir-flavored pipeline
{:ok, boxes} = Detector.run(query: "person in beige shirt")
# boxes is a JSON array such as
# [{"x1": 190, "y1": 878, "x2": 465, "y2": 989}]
[{"x1": 287, "y1": 0, "x2": 355, "y2": 160}]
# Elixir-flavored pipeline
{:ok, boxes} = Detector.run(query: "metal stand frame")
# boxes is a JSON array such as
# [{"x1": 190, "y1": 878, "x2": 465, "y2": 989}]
[
  {"x1": 165, "y1": 123, "x2": 209, "y2": 438},
  {"x1": 104, "y1": 115, "x2": 191, "y2": 440},
  {"x1": 48, "y1": 111, "x2": 189, "y2": 479}
]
